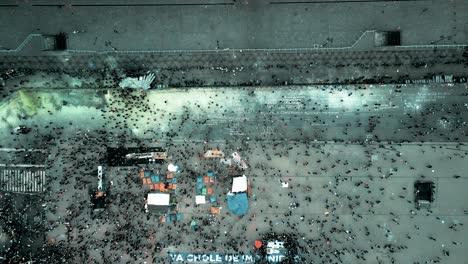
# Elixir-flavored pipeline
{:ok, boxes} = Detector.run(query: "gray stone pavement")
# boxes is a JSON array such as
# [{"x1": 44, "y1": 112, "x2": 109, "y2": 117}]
[
  {"x1": 1, "y1": 0, "x2": 467, "y2": 52},
  {"x1": 1, "y1": 1, "x2": 468, "y2": 260},
  {"x1": 0, "y1": 83, "x2": 467, "y2": 262},
  {"x1": 37, "y1": 136, "x2": 468, "y2": 263}
]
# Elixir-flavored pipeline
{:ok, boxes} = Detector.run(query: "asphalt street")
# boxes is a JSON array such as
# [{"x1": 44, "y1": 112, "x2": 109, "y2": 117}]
[{"x1": 2, "y1": 47, "x2": 467, "y2": 88}]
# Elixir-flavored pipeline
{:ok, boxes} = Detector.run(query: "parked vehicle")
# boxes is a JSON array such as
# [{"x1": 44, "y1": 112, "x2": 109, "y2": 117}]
[{"x1": 13, "y1": 125, "x2": 31, "y2": 134}]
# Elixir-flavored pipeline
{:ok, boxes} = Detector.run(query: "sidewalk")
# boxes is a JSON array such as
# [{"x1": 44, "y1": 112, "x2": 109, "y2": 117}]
[{"x1": 1, "y1": 0, "x2": 467, "y2": 52}]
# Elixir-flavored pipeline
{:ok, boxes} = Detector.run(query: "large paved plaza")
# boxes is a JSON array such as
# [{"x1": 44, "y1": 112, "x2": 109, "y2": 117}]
[
  {"x1": 1, "y1": 0, "x2": 468, "y2": 263},
  {"x1": 0, "y1": 82, "x2": 467, "y2": 263}
]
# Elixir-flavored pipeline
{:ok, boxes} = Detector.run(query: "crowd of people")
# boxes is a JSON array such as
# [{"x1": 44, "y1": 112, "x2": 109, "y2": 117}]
[{"x1": 1, "y1": 82, "x2": 466, "y2": 263}]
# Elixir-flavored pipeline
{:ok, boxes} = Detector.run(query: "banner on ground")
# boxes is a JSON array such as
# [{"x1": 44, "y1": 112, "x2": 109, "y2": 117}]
[{"x1": 168, "y1": 252, "x2": 288, "y2": 263}]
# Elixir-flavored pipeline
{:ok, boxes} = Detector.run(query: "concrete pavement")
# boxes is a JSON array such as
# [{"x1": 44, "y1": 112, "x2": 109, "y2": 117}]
[
  {"x1": 1, "y1": 0, "x2": 467, "y2": 52},
  {"x1": 0, "y1": 83, "x2": 467, "y2": 262}
]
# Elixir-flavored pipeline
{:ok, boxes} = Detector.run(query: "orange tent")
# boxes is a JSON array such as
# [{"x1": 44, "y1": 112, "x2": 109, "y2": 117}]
[
  {"x1": 153, "y1": 183, "x2": 161, "y2": 191},
  {"x1": 204, "y1": 150, "x2": 225, "y2": 158},
  {"x1": 210, "y1": 207, "x2": 221, "y2": 214}
]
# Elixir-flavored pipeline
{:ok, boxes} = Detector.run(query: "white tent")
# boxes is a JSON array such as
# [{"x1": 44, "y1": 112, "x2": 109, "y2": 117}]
[
  {"x1": 232, "y1": 152, "x2": 248, "y2": 169},
  {"x1": 168, "y1": 163, "x2": 179, "y2": 172},
  {"x1": 119, "y1": 72, "x2": 156, "y2": 90},
  {"x1": 195, "y1": 195, "x2": 206, "y2": 205},
  {"x1": 267, "y1": 241, "x2": 285, "y2": 255},
  {"x1": 232, "y1": 175, "x2": 247, "y2": 193},
  {"x1": 147, "y1": 193, "x2": 170, "y2": 206}
]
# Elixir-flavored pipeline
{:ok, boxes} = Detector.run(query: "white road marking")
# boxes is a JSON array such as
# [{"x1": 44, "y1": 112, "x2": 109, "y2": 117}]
[{"x1": 0, "y1": 168, "x2": 45, "y2": 193}]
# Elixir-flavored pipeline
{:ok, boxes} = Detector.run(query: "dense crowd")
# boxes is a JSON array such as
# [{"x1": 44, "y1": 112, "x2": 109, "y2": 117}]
[{"x1": 1, "y1": 83, "x2": 466, "y2": 264}]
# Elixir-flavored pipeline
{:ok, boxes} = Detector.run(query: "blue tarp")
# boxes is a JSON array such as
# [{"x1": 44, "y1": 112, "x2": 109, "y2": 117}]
[
  {"x1": 151, "y1": 176, "x2": 160, "y2": 183},
  {"x1": 227, "y1": 193, "x2": 249, "y2": 216}
]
